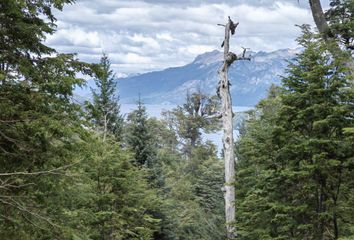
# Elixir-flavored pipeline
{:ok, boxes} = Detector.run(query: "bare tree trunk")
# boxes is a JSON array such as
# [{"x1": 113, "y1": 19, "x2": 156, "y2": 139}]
[
  {"x1": 217, "y1": 17, "x2": 251, "y2": 239},
  {"x1": 219, "y1": 17, "x2": 236, "y2": 239},
  {"x1": 309, "y1": 0, "x2": 354, "y2": 73},
  {"x1": 309, "y1": 0, "x2": 332, "y2": 38}
]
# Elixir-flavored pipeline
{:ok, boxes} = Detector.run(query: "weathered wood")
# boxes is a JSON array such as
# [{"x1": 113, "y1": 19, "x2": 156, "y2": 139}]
[
  {"x1": 219, "y1": 17, "x2": 236, "y2": 239},
  {"x1": 218, "y1": 17, "x2": 250, "y2": 239}
]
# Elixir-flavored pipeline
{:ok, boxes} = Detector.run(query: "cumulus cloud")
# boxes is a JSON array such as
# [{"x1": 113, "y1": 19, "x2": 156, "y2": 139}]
[{"x1": 46, "y1": 0, "x2": 327, "y2": 74}]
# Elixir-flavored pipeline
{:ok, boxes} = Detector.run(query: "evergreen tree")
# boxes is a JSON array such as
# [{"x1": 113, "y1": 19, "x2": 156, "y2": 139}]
[
  {"x1": 155, "y1": 95, "x2": 226, "y2": 239},
  {"x1": 235, "y1": 87, "x2": 285, "y2": 239},
  {"x1": 1, "y1": 1, "x2": 227, "y2": 239},
  {"x1": 235, "y1": 26, "x2": 354, "y2": 239},
  {"x1": 276, "y1": 26, "x2": 353, "y2": 238},
  {"x1": 87, "y1": 53, "x2": 124, "y2": 141},
  {"x1": 126, "y1": 98, "x2": 156, "y2": 167},
  {"x1": 0, "y1": 0, "x2": 73, "y2": 81},
  {"x1": 0, "y1": 0, "x2": 94, "y2": 238},
  {"x1": 156, "y1": 142, "x2": 225, "y2": 240},
  {"x1": 63, "y1": 136, "x2": 161, "y2": 240}
]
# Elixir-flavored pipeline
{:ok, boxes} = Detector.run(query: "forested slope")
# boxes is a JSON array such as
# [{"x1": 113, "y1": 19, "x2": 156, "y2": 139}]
[{"x1": 0, "y1": 0, "x2": 353, "y2": 240}]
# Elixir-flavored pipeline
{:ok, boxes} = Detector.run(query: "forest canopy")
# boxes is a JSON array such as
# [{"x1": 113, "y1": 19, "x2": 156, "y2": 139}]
[{"x1": 0, "y1": 0, "x2": 353, "y2": 239}]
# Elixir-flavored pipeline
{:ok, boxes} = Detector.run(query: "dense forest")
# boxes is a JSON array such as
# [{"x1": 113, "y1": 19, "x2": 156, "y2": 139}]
[{"x1": 0, "y1": 0, "x2": 353, "y2": 240}]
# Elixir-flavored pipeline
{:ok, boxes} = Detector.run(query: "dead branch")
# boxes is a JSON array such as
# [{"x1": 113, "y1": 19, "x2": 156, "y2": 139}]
[
  {"x1": 0, "y1": 162, "x2": 78, "y2": 177},
  {"x1": 0, "y1": 197, "x2": 59, "y2": 228},
  {"x1": 204, "y1": 112, "x2": 223, "y2": 119}
]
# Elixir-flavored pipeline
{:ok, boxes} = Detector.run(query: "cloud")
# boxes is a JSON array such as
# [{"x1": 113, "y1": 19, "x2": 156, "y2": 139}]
[
  {"x1": 47, "y1": 27, "x2": 101, "y2": 48},
  {"x1": 47, "y1": 0, "x2": 323, "y2": 74},
  {"x1": 179, "y1": 45, "x2": 216, "y2": 55}
]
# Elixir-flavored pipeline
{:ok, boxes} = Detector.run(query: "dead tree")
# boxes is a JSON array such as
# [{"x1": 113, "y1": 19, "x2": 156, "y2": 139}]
[{"x1": 217, "y1": 17, "x2": 250, "y2": 239}]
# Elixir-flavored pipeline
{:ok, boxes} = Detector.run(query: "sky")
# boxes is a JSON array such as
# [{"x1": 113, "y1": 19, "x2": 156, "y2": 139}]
[{"x1": 46, "y1": 0, "x2": 330, "y2": 76}]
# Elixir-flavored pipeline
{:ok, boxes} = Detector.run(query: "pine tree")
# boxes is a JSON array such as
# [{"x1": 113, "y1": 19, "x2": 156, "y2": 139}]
[
  {"x1": 62, "y1": 137, "x2": 161, "y2": 240},
  {"x1": 234, "y1": 86, "x2": 281, "y2": 239},
  {"x1": 276, "y1": 26, "x2": 354, "y2": 238},
  {"x1": 126, "y1": 98, "x2": 156, "y2": 167},
  {"x1": 87, "y1": 53, "x2": 124, "y2": 141},
  {"x1": 0, "y1": 0, "x2": 72, "y2": 81},
  {"x1": 235, "y1": 25, "x2": 354, "y2": 239},
  {"x1": 0, "y1": 0, "x2": 94, "y2": 238}
]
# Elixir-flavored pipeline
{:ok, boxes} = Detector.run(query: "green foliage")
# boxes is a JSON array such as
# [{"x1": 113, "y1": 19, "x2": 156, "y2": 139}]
[
  {"x1": 326, "y1": 0, "x2": 354, "y2": 51},
  {"x1": 163, "y1": 92, "x2": 220, "y2": 156},
  {"x1": 0, "y1": 0, "x2": 75, "y2": 81},
  {"x1": 64, "y1": 136, "x2": 161, "y2": 240},
  {"x1": 156, "y1": 144, "x2": 226, "y2": 240},
  {"x1": 235, "y1": 86, "x2": 283, "y2": 240},
  {"x1": 235, "y1": 26, "x2": 354, "y2": 239},
  {"x1": 126, "y1": 99, "x2": 157, "y2": 167},
  {"x1": 86, "y1": 53, "x2": 124, "y2": 141},
  {"x1": 5, "y1": 0, "x2": 353, "y2": 239},
  {"x1": 151, "y1": 96, "x2": 226, "y2": 240},
  {"x1": 123, "y1": 97, "x2": 225, "y2": 239},
  {"x1": 0, "y1": 1, "x2": 160, "y2": 239},
  {"x1": 0, "y1": 0, "x2": 94, "y2": 237}
]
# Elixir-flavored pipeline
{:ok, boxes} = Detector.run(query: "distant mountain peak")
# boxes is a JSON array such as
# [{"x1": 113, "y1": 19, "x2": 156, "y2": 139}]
[
  {"x1": 192, "y1": 50, "x2": 223, "y2": 65},
  {"x1": 192, "y1": 48, "x2": 301, "y2": 66},
  {"x1": 113, "y1": 48, "x2": 299, "y2": 106}
]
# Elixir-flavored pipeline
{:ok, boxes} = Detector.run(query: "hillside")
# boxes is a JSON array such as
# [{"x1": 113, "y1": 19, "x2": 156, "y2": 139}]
[{"x1": 117, "y1": 48, "x2": 300, "y2": 106}]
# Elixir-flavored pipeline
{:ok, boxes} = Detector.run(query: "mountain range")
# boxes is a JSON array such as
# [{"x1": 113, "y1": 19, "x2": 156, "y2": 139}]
[{"x1": 117, "y1": 48, "x2": 300, "y2": 106}]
